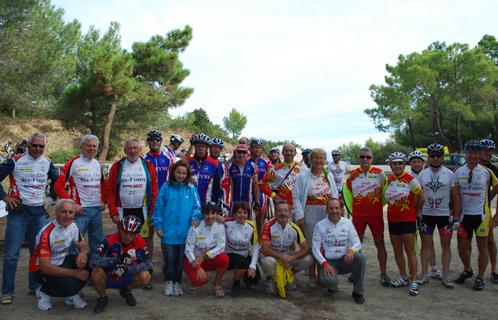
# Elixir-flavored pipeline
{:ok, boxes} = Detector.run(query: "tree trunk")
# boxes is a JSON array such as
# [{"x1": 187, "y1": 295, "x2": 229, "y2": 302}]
[
  {"x1": 406, "y1": 118, "x2": 416, "y2": 150},
  {"x1": 455, "y1": 113, "x2": 462, "y2": 153},
  {"x1": 11, "y1": 108, "x2": 16, "y2": 121},
  {"x1": 432, "y1": 97, "x2": 452, "y2": 151},
  {"x1": 99, "y1": 96, "x2": 118, "y2": 161},
  {"x1": 90, "y1": 100, "x2": 97, "y2": 135}
]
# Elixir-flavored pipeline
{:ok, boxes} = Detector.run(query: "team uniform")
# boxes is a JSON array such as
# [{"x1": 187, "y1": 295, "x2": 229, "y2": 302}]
[
  {"x1": 54, "y1": 155, "x2": 105, "y2": 252},
  {"x1": 383, "y1": 172, "x2": 422, "y2": 235},
  {"x1": 188, "y1": 156, "x2": 222, "y2": 206},
  {"x1": 343, "y1": 167, "x2": 386, "y2": 239},
  {"x1": 90, "y1": 233, "x2": 152, "y2": 288},
  {"x1": 145, "y1": 150, "x2": 172, "y2": 188},
  {"x1": 417, "y1": 166, "x2": 456, "y2": 236},
  {"x1": 227, "y1": 160, "x2": 258, "y2": 216},
  {"x1": 29, "y1": 220, "x2": 86, "y2": 297},
  {"x1": 224, "y1": 219, "x2": 259, "y2": 270},
  {"x1": 455, "y1": 164, "x2": 498, "y2": 239},
  {"x1": 327, "y1": 160, "x2": 349, "y2": 194},
  {"x1": 248, "y1": 156, "x2": 272, "y2": 213}
]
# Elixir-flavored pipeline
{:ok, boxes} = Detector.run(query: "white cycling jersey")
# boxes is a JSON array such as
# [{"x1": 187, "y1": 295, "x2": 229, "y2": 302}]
[
  {"x1": 417, "y1": 166, "x2": 455, "y2": 216},
  {"x1": 185, "y1": 220, "x2": 225, "y2": 263},
  {"x1": 68, "y1": 156, "x2": 102, "y2": 207},
  {"x1": 224, "y1": 219, "x2": 259, "y2": 269},
  {"x1": 119, "y1": 159, "x2": 147, "y2": 208},
  {"x1": 455, "y1": 164, "x2": 498, "y2": 216},
  {"x1": 327, "y1": 160, "x2": 349, "y2": 192}
]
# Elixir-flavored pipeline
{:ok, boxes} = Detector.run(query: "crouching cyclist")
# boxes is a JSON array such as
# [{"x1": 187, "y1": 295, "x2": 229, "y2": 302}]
[{"x1": 90, "y1": 215, "x2": 152, "y2": 314}]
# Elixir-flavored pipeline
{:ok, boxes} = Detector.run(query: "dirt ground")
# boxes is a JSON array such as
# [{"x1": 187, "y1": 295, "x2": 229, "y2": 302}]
[{"x1": 1, "y1": 213, "x2": 498, "y2": 320}]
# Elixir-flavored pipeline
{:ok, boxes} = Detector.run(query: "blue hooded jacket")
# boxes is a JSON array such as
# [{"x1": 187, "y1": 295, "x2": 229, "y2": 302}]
[{"x1": 152, "y1": 182, "x2": 202, "y2": 244}]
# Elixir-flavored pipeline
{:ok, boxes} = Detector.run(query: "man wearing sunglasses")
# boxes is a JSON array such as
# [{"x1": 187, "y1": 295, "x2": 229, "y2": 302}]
[
  {"x1": 343, "y1": 147, "x2": 390, "y2": 286},
  {"x1": 0, "y1": 132, "x2": 59, "y2": 305},
  {"x1": 454, "y1": 140, "x2": 498, "y2": 290}
]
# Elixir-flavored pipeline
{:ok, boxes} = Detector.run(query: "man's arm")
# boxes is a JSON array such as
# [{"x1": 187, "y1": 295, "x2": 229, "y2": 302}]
[{"x1": 311, "y1": 225, "x2": 326, "y2": 266}]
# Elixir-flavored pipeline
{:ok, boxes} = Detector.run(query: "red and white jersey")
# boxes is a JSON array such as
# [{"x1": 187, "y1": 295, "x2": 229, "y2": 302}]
[
  {"x1": 261, "y1": 219, "x2": 306, "y2": 253},
  {"x1": 260, "y1": 162, "x2": 308, "y2": 206},
  {"x1": 29, "y1": 220, "x2": 83, "y2": 272},
  {"x1": 55, "y1": 155, "x2": 103, "y2": 207},
  {"x1": 119, "y1": 159, "x2": 147, "y2": 208}
]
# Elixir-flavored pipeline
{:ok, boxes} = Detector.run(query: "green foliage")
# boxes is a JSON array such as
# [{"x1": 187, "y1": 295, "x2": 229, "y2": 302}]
[
  {"x1": 223, "y1": 108, "x2": 247, "y2": 139},
  {"x1": 49, "y1": 148, "x2": 78, "y2": 163},
  {"x1": 339, "y1": 138, "x2": 410, "y2": 165},
  {"x1": 366, "y1": 37, "x2": 497, "y2": 152}
]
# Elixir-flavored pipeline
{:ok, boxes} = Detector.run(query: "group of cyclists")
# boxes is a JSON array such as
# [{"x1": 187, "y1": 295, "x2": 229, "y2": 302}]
[{"x1": 0, "y1": 129, "x2": 497, "y2": 313}]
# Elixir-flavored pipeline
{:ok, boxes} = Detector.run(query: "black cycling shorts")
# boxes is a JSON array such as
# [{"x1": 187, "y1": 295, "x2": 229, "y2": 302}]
[
  {"x1": 388, "y1": 222, "x2": 416, "y2": 236},
  {"x1": 420, "y1": 215, "x2": 452, "y2": 236}
]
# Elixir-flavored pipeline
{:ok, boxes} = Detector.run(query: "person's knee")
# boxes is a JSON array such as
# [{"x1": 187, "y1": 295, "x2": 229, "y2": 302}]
[
  {"x1": 320, "y1": 274, "x2": 338, "y2": 289},
  {"x1": 215, "y1": 253, "x2": 229, "y2": 269},
  {"x1": 373, "y1": 237, "x2": 385, "y2": 248},
  {"x1": 137, "y1": 271, "x2": 151, "y2": 285},
  {"x1": 354, "y1": 252, "x2": 366, "y2": 265},
  {"x1": 301, "y1": 255, "x2": 314, "y2": 268},
  {"x1": 91, "y1": 267, "x2": 106, "y2": 281},
  {"x1": 261, "y1": 257, "x2": 276, "y2": 276}
]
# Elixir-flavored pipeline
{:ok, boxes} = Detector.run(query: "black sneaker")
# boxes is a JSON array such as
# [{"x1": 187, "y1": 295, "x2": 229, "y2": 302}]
[
  {"x1": 348, "y1": 276, "x2": 354, "y2": 283},
  {"x1": 352, "y1": 292, "x2": 365, "y2": 304},
  {"x1": 491, "y1": 272, "x2": 498, "y2": 284},
  {"x1": 473, "y1": 278, "x2": 484, "y2": 291},
  {"x1": 93, "y1": 296, "x2": 108, "y2": 314},
  {"x1": 455, "y1": 270, "x2": 473, "y2": 284},
  {"x1": 231, "y1": 284, "x2": 242, "y2": 297},
  {"x1": 119, "y1": 287, "x2": 137, "y2": 306}
]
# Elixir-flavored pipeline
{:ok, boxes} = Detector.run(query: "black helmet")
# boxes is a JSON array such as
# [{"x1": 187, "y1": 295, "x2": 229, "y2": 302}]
[
  {"x1": 250, "y1": 138, "x2": 263, "y2": 146},
  {"x1": 464, "y1": 140, "x2": 481, "y2": 152},
  {"x1": 427, "y1": 143, "x2": 444, "y2": 156},
  {"x1": 210, "y1": 138, "x2": 224, "y2": 148},
  {"x1": 302, "y1": 148, "x2": 312, "y2": 155},
  {"x1": 146, "y1": 129, "x2": 162, "y2": 141},
  {"x1": 480, "y1": 139, "x2": 496, "y2": 150},
  {"x1": 331, "y1": 149, "x2": 341, "y2": 156},
  {"x1": 170, "y1": 134, "x2": 184, "y2": 145},
  {"x1": 408, "y1": 150, "x2": 425, "y2": 162},
  {"x1": 191, "y1": 133, "x2": 211, "y2": 145}
]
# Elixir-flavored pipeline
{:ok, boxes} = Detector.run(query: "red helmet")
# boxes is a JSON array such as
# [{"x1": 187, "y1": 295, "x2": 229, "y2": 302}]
[{"x1": 120, "y1": 215, "x2": 142, "y2": 233}]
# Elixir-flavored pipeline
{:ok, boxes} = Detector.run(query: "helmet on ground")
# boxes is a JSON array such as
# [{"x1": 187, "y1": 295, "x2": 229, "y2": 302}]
[
  {"x1": 146, "y1": 129, "x2": 162, "y2": 141},
  {"x1": 170, "y1": 134, "x2": 184, "y2": 145},
  {"x1": 120, "y1": 215, "x2": 142, "y2": 233},
  {"x1": 302, "y1": 148, "x2": 312, "y2": 156},
  {"x1": 331, "y1": 149, "x2": 341, "y2": 156},
  {"x1": 427, "y1": 143, "x2": 444, "y2": 156},
  {"x1": 250, "y1": 138, "x2": 263, "y2": 146},
  {"x1": 388, "y1": 152, "x2": 407, "y2": 163},
  {"x1": 210, "y1": 138, "x2": 225, "y2": 148},
  {"x1": 408, "y1": 150, "x2": 425, "y2": 162},
  {"x1": 480, "y1": 139, "x2": 496, "y2": 150},
  {"x1": 464, "y1": 140, "x2": 481, "y2": 152},
  {"x1": 191, "y1": 133, "x2": 211, "y2": 145}
]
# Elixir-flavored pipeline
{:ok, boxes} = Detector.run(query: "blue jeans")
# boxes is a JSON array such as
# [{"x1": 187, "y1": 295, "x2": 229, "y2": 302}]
[
  {"x1": 2, "y1": 204, "x2": 48, "y2": 295},
  {"x1": 74, "y1": 206, "x2": 103, "y2": 253},
  {"x1": 162, "y1": 244, "x2": 185, "y2": 283}
]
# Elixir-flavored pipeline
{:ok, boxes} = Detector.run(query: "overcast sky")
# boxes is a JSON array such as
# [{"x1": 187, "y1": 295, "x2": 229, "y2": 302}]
[{"x1": 53, "y1": 0, "x2": 496, "y2": 155}]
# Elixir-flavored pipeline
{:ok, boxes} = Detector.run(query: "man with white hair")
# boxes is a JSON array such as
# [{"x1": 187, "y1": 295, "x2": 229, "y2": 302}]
[
  {"x1": 55, "y1": 134, "x2": 105, "y2": 253},
  {"x1": 30, "y1": 199, "x2": 90, "y2": 311},
  {"x1": 0, "y1": 132, "x2": 59, "y2": 304}
]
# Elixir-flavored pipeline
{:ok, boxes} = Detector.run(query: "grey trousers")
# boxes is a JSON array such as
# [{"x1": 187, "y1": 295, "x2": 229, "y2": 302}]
[
  {"x1": 260, "y1": 254, "x2": 313, "y2": 277},
  {"x1": 319, "y1": 252, "x2": 365, "y2": 294}
]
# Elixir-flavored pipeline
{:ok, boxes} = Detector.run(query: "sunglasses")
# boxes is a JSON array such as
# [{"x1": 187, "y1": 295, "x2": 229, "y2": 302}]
[
  {"x1": 149, "y1": 139, "x2": 162, "y2": 143},
  {"x1": 359, "y1": 155, "x2": 372, "y2": 160},
  {"x1": 429, "y1": 154, "x2": 443, "y2": 158},
  {"x1": 30, "y1": 144, "x2": 45, "y2": 149},
  {"x1": 236, "y1": 150, "x2": 247, "y2": 154}
]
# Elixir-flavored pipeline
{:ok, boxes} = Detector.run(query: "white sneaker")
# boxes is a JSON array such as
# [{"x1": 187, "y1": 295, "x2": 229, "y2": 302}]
[
  {"x1": 173, "y1": 282, "x2": 184, "y2": 296},
  {"x1": 36, "y1": 287, "x2": 52, "y2": 311},
  {"x1": 431, "y1": 265, "x2": 443, "y2": 279},
  {"x1": 64, "y1": 293, "x2": 87, "y2": 309},
  {"x1": 164, "y1": 281, "x2": 174, "y2": 296}
]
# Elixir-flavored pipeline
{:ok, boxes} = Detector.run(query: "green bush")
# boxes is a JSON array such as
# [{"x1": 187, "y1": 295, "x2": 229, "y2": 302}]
[{"x1": 49, "y1": 149, "x2": 78, "y2": 163}]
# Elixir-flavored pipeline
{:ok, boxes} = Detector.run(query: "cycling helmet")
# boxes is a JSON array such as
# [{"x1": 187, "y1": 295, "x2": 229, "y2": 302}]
[
  {"x1": 302, "y1": 148, "x2": 312, "y2": 155},
  {"x1": 250, "y1": 138, "x2": 263, "y2": 146},
  {"x1": 14, "y1": 139, "x2": 27, "y2": 154},
  {"x1": 480, "y1": 139, "x2": 496, "y2": 150},
  {"x1": 331, "y1": 149, "x2": 341, "y2": 156},
  {"x1": 210, "y1": 138, "x2": 225, "y2": 148},
  {"x1": 269, "y1": 147, "x2": 280, "y2": 153},
  {"x1": 170, "y1": 134, "x2": 184, "y2": 145},
  {"x1": 146, "y1": 129, "x2": 162, "y2": 141},
  {"x1": 427, "y1": 143, "x2": 444, "y2": 156},
  {"x1": 191, "y1": 133, "x2": 211, "y2": 145},
  {"x1": 464, "y1": 140, "x2": 481, "y2": 152},
  {"x1": 388, "y1": 152, "x2": 407, "y2": 163},
  {"x1": 408, "y1": 150, "x2": 425, "y2": 162},
  {"x1": 120, "y1": 215, "x2": 142, "y2": 233}
]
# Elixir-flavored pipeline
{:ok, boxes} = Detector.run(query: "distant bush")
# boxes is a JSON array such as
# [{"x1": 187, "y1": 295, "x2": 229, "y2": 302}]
[{"x1": 49, "y1": 149, "x2": 78, "y2": 163}]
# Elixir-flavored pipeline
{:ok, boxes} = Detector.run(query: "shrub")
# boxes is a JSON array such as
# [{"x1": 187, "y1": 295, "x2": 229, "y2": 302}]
[{"x1": 49, "y1": 149, "x2": 78, "y2": 164}]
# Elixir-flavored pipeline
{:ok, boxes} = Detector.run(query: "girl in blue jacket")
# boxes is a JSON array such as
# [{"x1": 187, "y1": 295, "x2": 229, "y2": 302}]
[{"x1": 153, "y1": 160, "x2": 202, "y2": 296}]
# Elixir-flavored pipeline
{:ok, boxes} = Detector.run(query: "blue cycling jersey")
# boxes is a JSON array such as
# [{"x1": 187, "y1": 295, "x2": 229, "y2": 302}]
[
  {"x1": 145, "y1": 150, "x2": 172, "y2": 189},
  {"x1": 227, "y1": 160, "x2": 258, "y2": 215},
  {"x1": 188, "y1": 156, "x2": 221, "y2": 206},
  {"x1": 248, "y1": 156, "x2": 271, "y2": 210}
]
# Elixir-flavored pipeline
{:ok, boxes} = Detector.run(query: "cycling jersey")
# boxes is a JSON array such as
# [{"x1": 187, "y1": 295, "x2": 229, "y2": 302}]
[
  {"x1": 0, "y1": 153, "x2": 58, "y2": 206},
  {"x1": 216, "y1": 160, "x2": 231, "y2": 215},
  {"x1": 248, "y1": 156, "x2": 272, "y2": 210},
  {"x1": 224, "y1": 219, "x2": 259, "y2": 269},
  {"x1": 162, "y1": 145, "x2": 177, "y2": 164},
  {"x1": 480, "y1": 161, "x2": 498, "y2": 206},
  {"x1": 455, "y1": 164, "x2": 498, "y2": 216},
  {"x1": 90, "y1": 233, "x2": 152, "y2": 275},
  {"x1": 227, "y1": 160, "x2": 258, "y2": 213},
  {"x1": 327, "y1": 160, "x2": 349, "y2": 192},
  {"x1": 188, "y1": 156, "x2": 221, "y2": 206},
  {"x1": 261, "y1": 219, "x2": 305, "y2": 252},
  {"x1": 343, "y1": 166, "x2": 385, "y2": 217},
  {"x1": 260, "y1": 161, "x2": 307, "y2": 206},
  {"x1": 29, "y1": 220, "x2": 82, "y2": 272},
  {"x1": 54, "y1": 155, "x2": 104, "y2": 207},
  {"x1": 384, "y1": 172, "x2": 422, "y2": 222},
  {"x1": 145, "y1": 150, "x2": 171, "y2": 189},
  {"x1": 417, "y1": 166, "x2": 455, "y2": 216},
  {"x1": 311, "y1": 216, "x2": 361, "y2": 264},
  {"x1": 184, "y1": 220, "x2": 226, "y2": 262}
]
